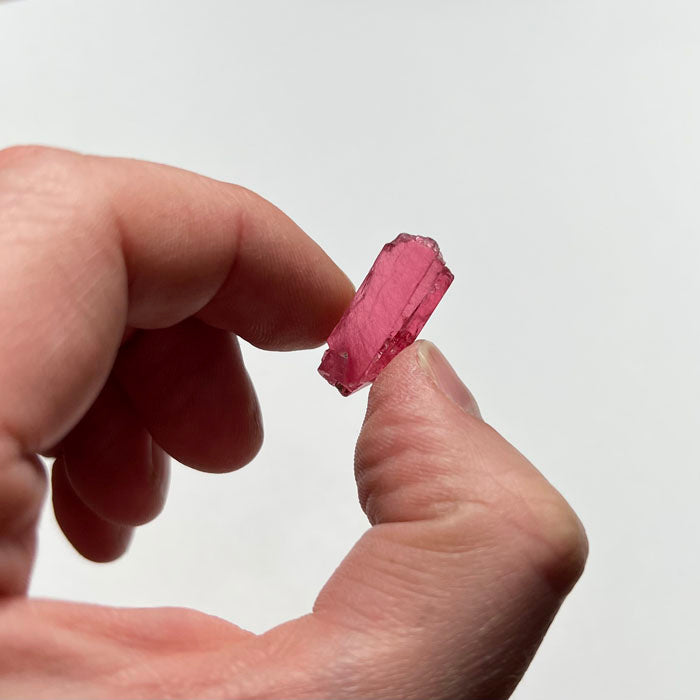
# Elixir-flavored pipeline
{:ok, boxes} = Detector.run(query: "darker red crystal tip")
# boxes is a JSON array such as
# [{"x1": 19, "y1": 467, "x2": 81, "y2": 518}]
[{"x1": 318, "y1": 233, "x2": 453, "y2": 396}]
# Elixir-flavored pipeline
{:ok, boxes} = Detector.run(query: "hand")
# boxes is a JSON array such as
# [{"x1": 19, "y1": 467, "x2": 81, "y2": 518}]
[{"x1": 0, "y1": 146, "x2": 587, "y2": 699}]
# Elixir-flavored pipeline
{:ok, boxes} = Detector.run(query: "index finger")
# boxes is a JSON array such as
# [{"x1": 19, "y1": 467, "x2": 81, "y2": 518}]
[{"x1": 0, "y1": 145, "x2": 353, "y2": 451}]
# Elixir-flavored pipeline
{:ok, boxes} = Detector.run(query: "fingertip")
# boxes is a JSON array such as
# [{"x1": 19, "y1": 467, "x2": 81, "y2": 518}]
[
  {"x1": 116, "y1": 320, "x2": 264, "y2": 474},
  {"x1": 59, "y1": 378, "x2": 171, "y2": 527},
  {"x1": 364, "y1": 340, "x2": 461, "y2": 422},
  {"x1": 416, "y1": 340, "x2": 482, "y2": 418},
  {"x1": 52, "y1": 457, "x2": 133, "y2": 563},
  {"x1": 196, "y1": 192, "x2": 356, "y2": 351},
  {"x1": 307, "y1": 268, "x2": 355, "y2": 350},
  {"x1": 184, "y1": 398, "x2": 264, "y2": 473}
]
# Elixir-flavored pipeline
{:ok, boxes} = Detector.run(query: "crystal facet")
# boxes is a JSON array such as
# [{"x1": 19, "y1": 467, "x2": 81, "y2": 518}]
[{"x1": 318, "y1": 233, "x2": 453, "y2": 395}]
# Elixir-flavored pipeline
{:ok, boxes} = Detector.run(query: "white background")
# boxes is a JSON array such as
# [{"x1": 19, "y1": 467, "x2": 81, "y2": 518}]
[{"x1": 1, "y1": 1, "x2": 699, "y2": 698}]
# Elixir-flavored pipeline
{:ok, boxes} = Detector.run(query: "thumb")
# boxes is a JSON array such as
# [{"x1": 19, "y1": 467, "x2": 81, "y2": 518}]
[{"x1": 311, "y1": 340, "x2": 588, "y2": 699}]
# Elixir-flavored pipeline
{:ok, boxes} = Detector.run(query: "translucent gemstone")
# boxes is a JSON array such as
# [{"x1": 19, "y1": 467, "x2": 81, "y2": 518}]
[{"x1": 318, "y1": 233, "x2": 453, "y2": 395}]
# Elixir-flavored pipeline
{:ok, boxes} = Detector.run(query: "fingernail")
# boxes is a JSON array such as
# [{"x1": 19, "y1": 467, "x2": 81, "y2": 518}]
[{"x1": 417, "y1": 341, "x2": 482, "y2": 418}]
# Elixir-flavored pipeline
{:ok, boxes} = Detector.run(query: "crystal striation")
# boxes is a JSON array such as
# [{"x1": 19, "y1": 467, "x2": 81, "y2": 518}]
[{"x1": 318, "y1": 233, "x2": 453, "y2": 396}]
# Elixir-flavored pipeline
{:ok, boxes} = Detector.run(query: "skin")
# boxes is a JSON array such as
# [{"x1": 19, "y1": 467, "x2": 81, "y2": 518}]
[{"x1": 0, "y1": 145, "x2": 587, "y2": 699}]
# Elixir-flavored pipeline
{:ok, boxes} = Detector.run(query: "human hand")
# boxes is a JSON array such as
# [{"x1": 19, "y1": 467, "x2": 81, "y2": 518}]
[{"x1": 0, "y1": 146, "x2": 587, "y2": 699}]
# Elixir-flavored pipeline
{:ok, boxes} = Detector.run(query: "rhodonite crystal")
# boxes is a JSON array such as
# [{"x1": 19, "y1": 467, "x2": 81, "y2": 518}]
[{"x1": 318, "y1": 233, "x2": 453, "y2": 395}]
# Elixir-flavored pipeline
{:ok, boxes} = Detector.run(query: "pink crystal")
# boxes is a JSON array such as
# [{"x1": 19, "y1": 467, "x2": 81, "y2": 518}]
[{"x1": 318, "y1": 233, "x2": 453, "y2": 396}]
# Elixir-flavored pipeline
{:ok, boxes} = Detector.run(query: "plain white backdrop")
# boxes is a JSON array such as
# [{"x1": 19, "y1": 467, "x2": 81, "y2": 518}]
[{"x1": 1, "y1": 1, "x2": 699, "y2": 697}]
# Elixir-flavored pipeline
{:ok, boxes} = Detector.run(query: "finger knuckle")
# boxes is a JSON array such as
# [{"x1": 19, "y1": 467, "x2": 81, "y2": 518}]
[
  {"x1": 355, "y1": 407, "x2": 465, "y2": 525},
  {"x1": 0, "y1": 145, "x2": 88, "y2": 204},
  {"x1": 449, "y1": 427, "x2": 589, "y2": 594},
  {"x1": 0, "y1": 146, "x2": 99, "y2": 251},
  {"x1": 507, "y1": 492, "x2": 589, "y2": 596},
  {"x1": 0, "y1": 144, "x2": 69, "y2": 172}
]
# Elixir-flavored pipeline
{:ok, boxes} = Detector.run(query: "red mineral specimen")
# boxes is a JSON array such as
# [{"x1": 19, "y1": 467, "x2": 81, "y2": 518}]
[{"x1": 318, "y1": 233, "x2": 453, "y2": 395}]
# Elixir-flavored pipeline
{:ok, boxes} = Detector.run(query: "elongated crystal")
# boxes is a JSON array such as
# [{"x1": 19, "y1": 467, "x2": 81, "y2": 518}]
[{"x1": 318, "y1": 233, "x2": 453, "y2": 395}]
